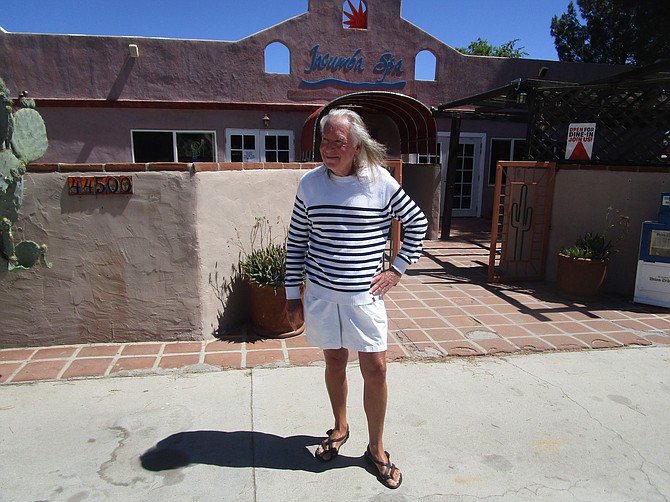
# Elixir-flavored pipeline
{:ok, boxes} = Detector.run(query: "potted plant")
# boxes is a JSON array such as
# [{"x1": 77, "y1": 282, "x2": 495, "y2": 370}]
[
  {"x1": 557, "y1": 208, "x2": 630, "y2": 298},
  {"x1": 238, "y1": 217, "x2": 304, "y2": 338}
]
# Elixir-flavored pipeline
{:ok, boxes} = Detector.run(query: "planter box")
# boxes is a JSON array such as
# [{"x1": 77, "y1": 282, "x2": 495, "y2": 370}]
[
  {"x1": 556, "y1": 253, "x2": 608, "y2": 298},
  {"x1": 249, "y1": 284, "x2": 305, "y2": 338}
]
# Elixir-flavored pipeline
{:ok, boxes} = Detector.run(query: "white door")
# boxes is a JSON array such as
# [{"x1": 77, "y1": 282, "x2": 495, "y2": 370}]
[
  {"x1": 226, "y1": 129, "x2": 295, "y2": 162},
  {"x1": 228, "y1": 131, "x2": 259, "y2": 162},
  {"x1": 439, "y1": 135, "x2": 484, "y2": 218}
]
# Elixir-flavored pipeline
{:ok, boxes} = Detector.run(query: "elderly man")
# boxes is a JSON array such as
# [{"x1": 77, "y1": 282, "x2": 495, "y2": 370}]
[{"x1": 285, "y1": 108, "x2": 427, "y2": 489}]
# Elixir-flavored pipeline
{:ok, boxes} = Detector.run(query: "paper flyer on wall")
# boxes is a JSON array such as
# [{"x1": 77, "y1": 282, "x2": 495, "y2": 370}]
[{"x1": 565, "y1": 123, "x2": 596, "y2": 160}]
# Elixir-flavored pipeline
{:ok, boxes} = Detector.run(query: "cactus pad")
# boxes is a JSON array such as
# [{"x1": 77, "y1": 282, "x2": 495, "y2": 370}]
[
  {"x1": 0, "y1": 103, "x2": 11, "y2": 147},
  {"x1": 0, "y1": 78, "x2": 9, "y2": 97},
  {"x1": 11, "y1": 108, "x2": 48, "y2": 164},
  {"x1": 0, "y1": 78, "x2": 49, "y2": 278},
  {"x1": 0, "y1": 216, "x2": 11, "y2": 257},
  {"x1": 0, "y1": 149, "x2": 22, "y2": 193},
  {"x1": 13, "y1": 240, "x2": 46, "y2": 269},
  {"x1": 0, "y1": 178, "x2": 23, "y2": 223},
  {"x1": 0, "y1": 217, "x2": 13, "y2": 278}
]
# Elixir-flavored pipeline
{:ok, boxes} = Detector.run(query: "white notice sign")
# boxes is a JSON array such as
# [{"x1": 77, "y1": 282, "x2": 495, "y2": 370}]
[{"x1": 566, "y1": 123, "x2": 596, "y2": 160}]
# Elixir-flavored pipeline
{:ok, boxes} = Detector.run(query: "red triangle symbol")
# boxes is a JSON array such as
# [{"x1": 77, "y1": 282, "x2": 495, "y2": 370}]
[{"x1": 569, "y1": 141, "x2": 591, "y2": 160}]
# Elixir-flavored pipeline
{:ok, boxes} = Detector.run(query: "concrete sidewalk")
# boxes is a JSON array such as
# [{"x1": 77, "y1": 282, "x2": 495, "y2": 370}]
[{"x1": 1, "y1": 346, "x2": 669, "y2": 501}]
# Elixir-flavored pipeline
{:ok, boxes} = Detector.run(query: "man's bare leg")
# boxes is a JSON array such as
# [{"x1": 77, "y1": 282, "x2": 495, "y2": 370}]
[
  {"x1": 359, "y1": 351, "x2": 401, "y2": 487},
  {"x1": 315, "y1": 348, "x2": 350, "y2": 460}
]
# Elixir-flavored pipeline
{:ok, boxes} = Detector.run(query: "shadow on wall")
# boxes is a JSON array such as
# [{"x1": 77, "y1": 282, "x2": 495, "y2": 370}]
[
  {"x1": 208, "y1": 261, "x2": 253, "y2": 340},
  {"x1": 209, "y1": 267, "x2": 297, "y2": 345},
  {"x1": 69, "y1": 56, "x2": 138, "y2": 163},
  {"x1": 108, "y1": 56, "x2": 137, "y2": 100}
]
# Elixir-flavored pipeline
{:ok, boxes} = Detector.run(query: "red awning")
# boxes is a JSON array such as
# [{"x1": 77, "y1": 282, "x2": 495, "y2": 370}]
[
  {"x1": 300, "y1": 106, "x2": 325, "y2": 161},
  {"x1": 300, "y1": 91, "x2": 437, "y2": 161}
]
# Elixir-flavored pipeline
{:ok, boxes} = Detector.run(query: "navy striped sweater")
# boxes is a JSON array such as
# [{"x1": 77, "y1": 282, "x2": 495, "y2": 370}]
[{"x1": 285, "y1": 165, "x2": 428, "y2": 305}]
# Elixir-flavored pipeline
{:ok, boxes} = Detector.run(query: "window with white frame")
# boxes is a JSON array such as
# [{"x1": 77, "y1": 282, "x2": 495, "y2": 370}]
[
  {"x1": 131, "y1": 130, "x2": 216, "y2": 163},
  {"x1": 408, "y1": 142, "x2": 441, "y2": 165},
  {"x1": 226, "y1": 129, "x2": 294, "y2": 162},
  {"x1": 488, "y1": 138, "x2": 527, "y2": 185}
]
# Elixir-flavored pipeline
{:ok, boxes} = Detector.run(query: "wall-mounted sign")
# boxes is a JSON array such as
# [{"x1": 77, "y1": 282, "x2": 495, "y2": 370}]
[
  {"x1": 302, "y1": 45, "x2": 406, "y2": 88},
  {"x1": 68, "y1": 175, "x2": 133, "y2": 195},
  {"x1": 565, "y1": 123, "x2": 596, "y2": 160}
]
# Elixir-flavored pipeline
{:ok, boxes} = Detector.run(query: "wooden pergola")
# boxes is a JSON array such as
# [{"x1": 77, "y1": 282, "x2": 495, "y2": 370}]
[{"x1": 432, "y1": 59, "x2": 670, "y2": 239}]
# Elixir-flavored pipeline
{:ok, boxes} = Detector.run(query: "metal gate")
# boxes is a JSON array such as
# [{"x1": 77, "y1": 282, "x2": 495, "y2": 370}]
[{"x1": 488, "y1": 161, "x2": 556, "y2": 282}]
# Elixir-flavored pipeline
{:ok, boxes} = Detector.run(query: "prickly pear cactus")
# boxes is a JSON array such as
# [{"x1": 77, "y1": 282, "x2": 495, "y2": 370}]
[{"x1": 0, "y1": 79, "x2": 50, "y2": 279}]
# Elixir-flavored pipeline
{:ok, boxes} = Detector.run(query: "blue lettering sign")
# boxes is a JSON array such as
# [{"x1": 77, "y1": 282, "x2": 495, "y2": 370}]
[
  {"x1": 302, "y1": 45, "x2": 407, "y2": 88},
  {"x1": 373, "y1": 53, "x2": 404, "y2": 83},
  {"x1": 305, "y1": 45, "x2": 364, "y2": 74}
]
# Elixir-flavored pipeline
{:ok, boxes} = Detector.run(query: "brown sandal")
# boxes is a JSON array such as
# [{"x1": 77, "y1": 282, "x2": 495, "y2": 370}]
[
  {"x1": 315, "y1": 426, "x2": 350, "y2": 461},
  {"x1": 364, "y1": 446, "x2": 403, "y2": 489}
]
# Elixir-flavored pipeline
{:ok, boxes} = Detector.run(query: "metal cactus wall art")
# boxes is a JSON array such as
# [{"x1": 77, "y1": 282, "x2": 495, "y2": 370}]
[
  {"x1": 510, "y1": 184, "x2": 533, "y2": 261},
  {"x1": 0, "y1": 79, "x2": 50, "y2": 279}
]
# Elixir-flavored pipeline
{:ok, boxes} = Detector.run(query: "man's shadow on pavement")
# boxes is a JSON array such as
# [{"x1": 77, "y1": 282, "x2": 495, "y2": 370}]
[{"x1": 140, "y1": 430, "x2": 368, "y2": 474}]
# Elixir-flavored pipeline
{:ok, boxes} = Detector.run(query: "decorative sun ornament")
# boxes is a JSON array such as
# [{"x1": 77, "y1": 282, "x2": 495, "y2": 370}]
[{"x1": 343, "y1": 0, "x2": 367, "y2": 29}]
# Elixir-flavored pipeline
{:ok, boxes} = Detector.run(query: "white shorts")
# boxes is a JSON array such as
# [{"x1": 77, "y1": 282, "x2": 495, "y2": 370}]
[{"x1": 303, "y1": 291, "x2": 388, "y2": 353}]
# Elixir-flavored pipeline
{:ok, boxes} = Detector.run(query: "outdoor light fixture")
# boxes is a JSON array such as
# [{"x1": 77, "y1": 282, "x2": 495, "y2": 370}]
[
  {"x1": 262, "y1": 113, "x2": 270, "y2": 128},
  {"x1": 517, "y1": 92, "x2": 528, "y2": 105},
  {"x1": 538, "y1": 66, "x2": 549, "y2": 78},
  {"x1": 128, "y1": 44, "x2": 140, "y2": 58}
]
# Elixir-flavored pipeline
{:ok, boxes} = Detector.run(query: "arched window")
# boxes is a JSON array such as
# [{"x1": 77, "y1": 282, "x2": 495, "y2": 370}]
[
  {"x1": 264, "y1": 42, "x2": 290, "y2": 74},
  {"x1": 415, "y1": 50, "x2": 437, "y2": 81},
  {"x1": 343, "y1": 0, "x2": 367, "y2": 29}
]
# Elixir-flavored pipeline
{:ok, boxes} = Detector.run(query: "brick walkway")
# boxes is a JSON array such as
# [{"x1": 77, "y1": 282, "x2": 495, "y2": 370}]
[{"x1": 2, "y1": 219, "x2": 669, "y2": 384}]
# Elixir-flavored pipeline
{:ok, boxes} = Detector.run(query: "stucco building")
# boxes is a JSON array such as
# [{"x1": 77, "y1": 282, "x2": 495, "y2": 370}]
[
  {"x1": 1, "y1": 0, "x2": 622, "y2": 218},
  {"x1": 8, "y1": 0, "x2": 661, "y2": 348}
]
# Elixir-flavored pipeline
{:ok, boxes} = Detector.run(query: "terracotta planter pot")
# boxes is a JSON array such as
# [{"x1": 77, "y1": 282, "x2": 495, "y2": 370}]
[
  {"x1": 556, "y1": 253, "x2": 608, "y2": 298},
  {"x1": 249, "y1": 284, "x2": 304, "y2": 338}
]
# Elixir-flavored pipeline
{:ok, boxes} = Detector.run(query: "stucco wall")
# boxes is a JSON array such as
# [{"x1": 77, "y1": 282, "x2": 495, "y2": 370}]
[
  {"x1": 1, "y1": 171, "x2": 202, "y2": 348},
  {"x1": 0, "y1": 166, "x2": 312, "y2": 348},
  {"x1": 548, "y1": 166, "x2": 670, "y2": 295},
  {"x1": 0, "y1": 0, "x2": 622, "y2": 109},
  {"x1": 195, "y1": 170, "x2": 305, "y2": 336},
  {"x1": 2, "y1": 162, "x2": 437, "y2": 348},
  {"x1": 37, "y1": 107, "x2": 310, "y2": 164},
  {"x1": 402, "y1": 164, "x2": 440, "y2": 240}
]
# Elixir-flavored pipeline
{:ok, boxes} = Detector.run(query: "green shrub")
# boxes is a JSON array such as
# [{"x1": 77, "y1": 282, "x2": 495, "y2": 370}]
[
  {"x1": 560, "y1": 232, "x2": 616, "y2": 261},
  {"x1": 559, "y1": 207, "x2": 630, "y2": 262},
  {"x1": 238, "y1": 217, "x2": 287, "y2": 290}
]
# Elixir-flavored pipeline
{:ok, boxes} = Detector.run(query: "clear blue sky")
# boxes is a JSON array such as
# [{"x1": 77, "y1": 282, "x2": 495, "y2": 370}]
[{"x1": 1, "y1": 0, "x2": 571, "y2": 61}]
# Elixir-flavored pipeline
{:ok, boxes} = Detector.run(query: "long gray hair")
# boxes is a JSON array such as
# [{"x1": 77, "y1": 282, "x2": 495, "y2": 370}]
[{"x1": 319, "y1": 108, "x2": 387, "y2": 175}]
